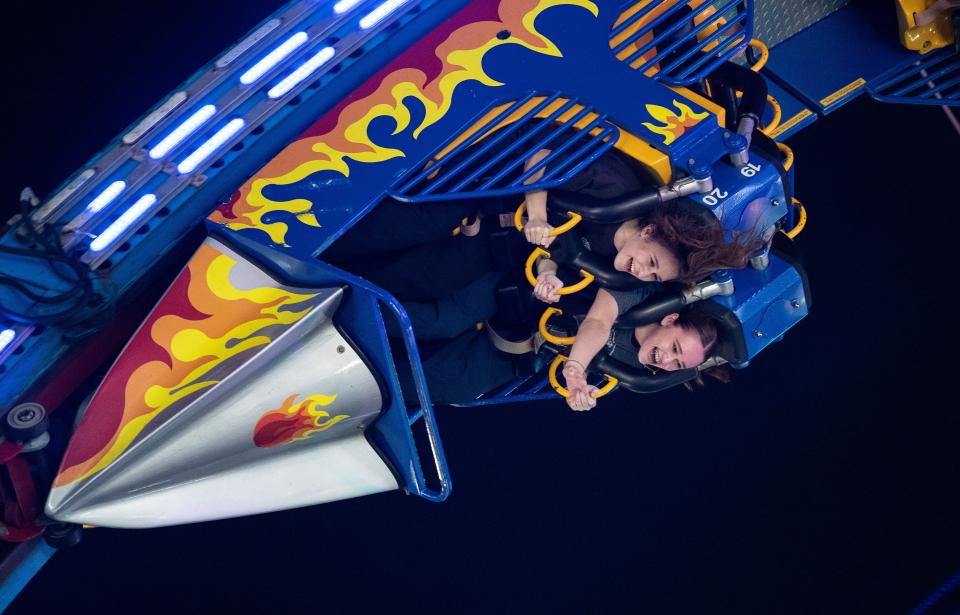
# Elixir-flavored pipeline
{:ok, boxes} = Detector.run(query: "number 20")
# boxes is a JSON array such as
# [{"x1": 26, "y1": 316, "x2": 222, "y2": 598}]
[{"x1": 702, "y1": 187, "x2": 728, "y2": 206}]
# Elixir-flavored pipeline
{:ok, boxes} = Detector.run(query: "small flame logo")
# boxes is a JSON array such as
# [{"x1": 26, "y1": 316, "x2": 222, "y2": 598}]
[
  {"x1": 253, "y1": 393, "x2": 348, "y2": 448},
  {"x1": 641, "y1": 100, "x2": 709, "y2": 145}
]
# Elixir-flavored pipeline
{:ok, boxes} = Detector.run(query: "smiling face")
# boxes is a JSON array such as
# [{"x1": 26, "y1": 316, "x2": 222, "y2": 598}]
[
  {"x1": 613, "y1": 224, "x2": 682, "y2": 283},
  {"x1": 633, "y1": 313, "x2": 706, "y2": 371}
]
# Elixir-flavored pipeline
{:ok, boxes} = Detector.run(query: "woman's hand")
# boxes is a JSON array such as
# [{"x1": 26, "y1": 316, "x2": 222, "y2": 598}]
[
  {"x1": 563, "y1": 362, "x2": 597, "y2": 411},
  {"x1": 534, "y1": 272, "x2": 563, "y2": 304},
  {"x1": 524, "y1": 217, "x2": 555, "y2": 248}
]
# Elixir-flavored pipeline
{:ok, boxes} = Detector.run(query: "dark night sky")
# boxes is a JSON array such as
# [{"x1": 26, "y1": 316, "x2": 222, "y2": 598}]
[{"x1": 3, "y1": 2, "x2": 960, "y2": 613}]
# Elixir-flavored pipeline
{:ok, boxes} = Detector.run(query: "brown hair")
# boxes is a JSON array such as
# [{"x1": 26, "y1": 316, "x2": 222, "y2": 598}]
[
  {"x1": 677, "y1": 308, "x2": 720, "y2": 358},
  {"x1": 643, "y1": 201, "x2": 761, "y2": 285},
  {"x1": 677, "y1": 308, "x2": 731, "y2": 390}
]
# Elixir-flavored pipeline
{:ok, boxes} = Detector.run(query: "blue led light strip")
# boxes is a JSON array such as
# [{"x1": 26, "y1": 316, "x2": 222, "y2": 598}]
[
  {"x1": 0, "y1": 328, "x2": 15, "y2": 354},
  {"x1": 268, "y1": 46, "x2": 336, "y2": 99},
  {"x1": 148, "y1": 105, "x2": 217, "y2": 159},
  {"x1": 239, "y1": 31, "x2": 309, "y2": 85},
  {"x1": 176, "y1": 119, "x2": 246, "y2": 174},
  {"x1": 334, "y1": 0, "x2": 365, "y2": 14},
  {"x1": 89, "y1": 194, "x2": 158, "y2": 252},
  {"x1": 84, "y1": 181, "x2": 126, "y2": 214},
  {"x1": 360, "y1": 0, "x2": 410, "y2": 29}
]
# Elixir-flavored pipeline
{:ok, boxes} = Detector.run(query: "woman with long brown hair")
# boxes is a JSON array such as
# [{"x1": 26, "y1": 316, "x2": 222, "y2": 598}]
[{"x1": 522, "y1": 148, "x2": 759, "y2": 411}]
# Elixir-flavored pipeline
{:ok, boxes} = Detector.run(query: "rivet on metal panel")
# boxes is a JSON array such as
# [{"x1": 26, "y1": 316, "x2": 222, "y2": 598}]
[{"x1": 753, "y1": 329, "x2": 763, "y2": 337}]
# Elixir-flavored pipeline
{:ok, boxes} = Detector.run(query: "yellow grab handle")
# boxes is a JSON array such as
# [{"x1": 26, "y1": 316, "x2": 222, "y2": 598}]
[
  {"x1": 525, "y1": 248, "x2": 596, "y2": 296},
  {"x1": 514, "y1": 202, "x2": 582, "y2": 236},
  {"x1": 552, "y1": 212, "x2": 583, "y2": 235},
  {"x1": 548, "y1": 355, "x2": 618, "y2": 398},
  {"x1": 525, "y1": 247, "x2": 550, "y2": 287},
  {"x1": 539, "y1": 307, "x2": 576, "y2": 346},
  {"x1": 761, "y1": 94, "x2": 782, "y2": 136},
  {"x1": 594, "y1": 374, "x2": 620, "y2": 397},
  {"x1": 747, "y1": 38, "x2": 769, "y2": 72},
  {"x1": 563, "y1": 270, "x2": 595, "y2": 295},
  {"x1": 783, "y1": 198, "x2": 806, "y2": 239},
  {"x1": 514, "y1": 202, "x2": 526, "y2": 231},
  {"x1": 776, "y1": 141, "x2": 794, "y2": 171}
]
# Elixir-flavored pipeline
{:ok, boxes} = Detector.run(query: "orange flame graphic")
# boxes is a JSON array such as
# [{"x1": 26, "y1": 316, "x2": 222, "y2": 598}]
[
  {"x1": 641, "y1": 100, "x2": 709, "y2": 145},
  {"x1": 253, "y1": 393, "x2": 348, "y2": 448},
  {"x1": 55, "y1": 243, "x2": 320, "y2": 487},
  {"x1": 209, "y1": 0, "x2": 599, "y2": 245}
]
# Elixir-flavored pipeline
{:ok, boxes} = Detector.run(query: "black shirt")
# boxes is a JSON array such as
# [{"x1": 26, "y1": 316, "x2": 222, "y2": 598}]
[{"x1": 547, "y1": 148, "x2": 650, "y2": 261}]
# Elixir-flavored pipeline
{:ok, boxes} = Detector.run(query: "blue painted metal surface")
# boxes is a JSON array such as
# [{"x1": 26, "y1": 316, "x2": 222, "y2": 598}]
[
  {"x1": 868, "y1": 46, "x2": 960, "y2": 107},
  {"x1": 710, "y1": 251, "x2": 807, "y2": 363},
  {"x1": 687, "y1": 145, "x2": 789, "y2": 236},
  {"x1": 763, "y1": 2, "x2": 915, "y2": 114}
]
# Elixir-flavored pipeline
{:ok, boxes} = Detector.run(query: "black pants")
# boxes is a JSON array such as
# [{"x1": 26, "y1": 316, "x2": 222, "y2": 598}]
[
  {"x1": 395, "y1": 328, "x2": 518, "y2": 406},
  {"x1": 323, "y1": 198, "x2": 525, "y2": 404},
  {"x1": 323, "y1": 198, "x2": 480, "y2": 261}
]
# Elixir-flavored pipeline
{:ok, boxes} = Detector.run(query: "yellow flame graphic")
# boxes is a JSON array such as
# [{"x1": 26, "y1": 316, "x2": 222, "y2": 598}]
[
  {"x1": 59, "y1": 246, "x2": 320, "y2": 486},
  {"x1": 210, "y1": 0, "x2": 599, "y2": 245},
  {"x1": 641, "y1": 100, "x2": 709, "y2": 145}
]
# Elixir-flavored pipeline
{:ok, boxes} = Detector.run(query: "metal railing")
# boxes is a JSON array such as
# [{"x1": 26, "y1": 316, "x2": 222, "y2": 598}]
[
  {"x1": 389, "y1": 92, "x2": 619, "y2": 202},
  {"x1": 609, "y1": 0, "x2": 753, "y2": 86},
  {"x1": 868, "y1": 46, "x2": 960, "y2": 107}
]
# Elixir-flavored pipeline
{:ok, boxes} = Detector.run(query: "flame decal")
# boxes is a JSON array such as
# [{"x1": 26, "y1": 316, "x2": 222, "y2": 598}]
[
  {"x1": 641, "y1": 100, "x2": 709, "y2": 145},
  {"x1": 209, "y1": 0, "x2": 599, "y2": 245},
  {"x1": 253, "y1": 393, "x2": 348, "y2": 448},
  {"x1": 55, "y1": 243, "x2": 321, "y2": 487}
]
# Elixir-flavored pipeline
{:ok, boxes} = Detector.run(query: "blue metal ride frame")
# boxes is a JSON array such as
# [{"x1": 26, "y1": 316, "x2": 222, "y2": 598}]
[
  {"x1": 389, "y1": 92, "x2": 620, "y2": 202},
  {"x1": 610, "y1": 0, "x2": 754, "y2": 87},
  {"x1": 867, "y1": 47, "x2": 960, "y2": 107},
  {"x1": 453, "y1": 374, "x2": 558, "y2": 408},
  {"x1": 0, "y1": 0, "x2": 474, "y2": 408},
  {"x1": 218, "y1": 3, "x2": 734, "y2": 265},
  {"x1": 0, "y1": 540, "x2": 56, "y2": 612}
]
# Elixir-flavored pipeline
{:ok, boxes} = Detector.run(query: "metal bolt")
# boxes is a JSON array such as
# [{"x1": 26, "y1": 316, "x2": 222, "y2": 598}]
[
  {"x1": 190, "y1": 174, "x2": 208, "y2": 187},
  {"x1": 791, "y1": 299, "x2": 801, "y2": 309},
  {"x1": 753, "y1": 329, "x2": 763, "y2": 337},
  {"x1": 772, "y1": 199, "x2": 781, "y2": 206},
  {"x1": 336, "y1": 345, "x2": 346, "y2": 354},
  {"x1": 688, "y1": 158, "x2": 696, "y2": 166}
]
